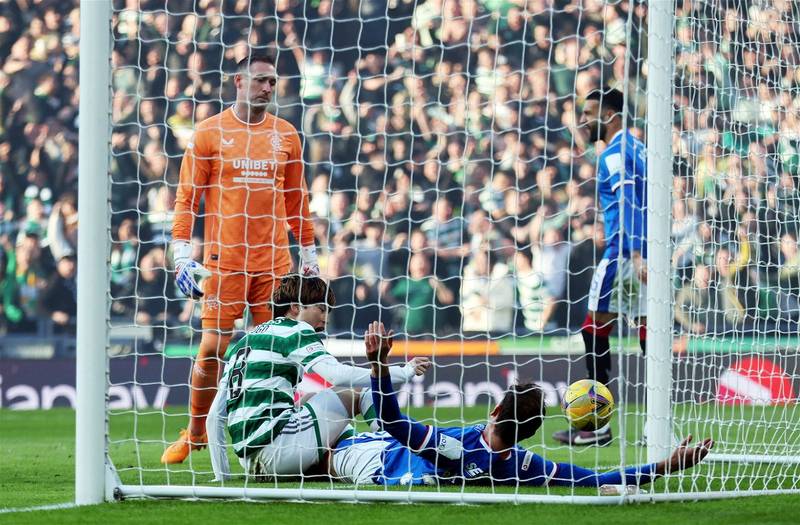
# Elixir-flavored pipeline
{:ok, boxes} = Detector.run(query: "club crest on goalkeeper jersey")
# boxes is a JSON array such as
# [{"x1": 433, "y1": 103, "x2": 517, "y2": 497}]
[
  {"x1": 221, "y1": 317, "x2": 329, "y2": 458},
  {"x1": 596, "y1": 129, "x2": 648, "y2": 260},
  {"x1": 172, "y1": 107, "x2": 315, "y2": 272}
]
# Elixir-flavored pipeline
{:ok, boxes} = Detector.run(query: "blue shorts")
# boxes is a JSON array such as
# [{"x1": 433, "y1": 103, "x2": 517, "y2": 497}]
[{"x1": 587, "y1": 258, "x2": 647, "y2": 317}]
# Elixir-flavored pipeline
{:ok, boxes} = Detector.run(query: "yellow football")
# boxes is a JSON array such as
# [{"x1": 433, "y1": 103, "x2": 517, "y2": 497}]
[{"x1": 562, "y1": 379, "x2": 615, "y2": 431}]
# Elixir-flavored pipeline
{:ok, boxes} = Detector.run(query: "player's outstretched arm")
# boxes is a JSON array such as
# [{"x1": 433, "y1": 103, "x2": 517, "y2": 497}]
[
  {"x1": 307, "y1": 321, "x2": 430, "y2": 387},
  {"x1": 654, "y1": 435, "x2": 714, "y2": 476},
  {"x1": 366, "y1": 322, "x2": 459, "y2": 466},
  {"x1": 366, "y1": 321, "x2": 431, "y2": 450},
  {"x1": 549, "y1": 435, "x2": 713, "y2": 487},
  {"x1": 310, "y1": 352, "x2": 429, "y2": 388}
]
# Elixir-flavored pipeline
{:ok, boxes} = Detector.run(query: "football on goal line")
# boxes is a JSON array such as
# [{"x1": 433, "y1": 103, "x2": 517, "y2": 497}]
[{"x1": 562, "y1": 379, "x2": 615, "y2": 431}]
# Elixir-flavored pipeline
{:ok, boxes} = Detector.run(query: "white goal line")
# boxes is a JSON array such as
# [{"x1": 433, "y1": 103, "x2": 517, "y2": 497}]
[
  {"x1": 116, "y1": 485, "x2": 800, "y2": 505},
  {"x1": 0, "y1": 503, "x2": 78, "y2": 514}
]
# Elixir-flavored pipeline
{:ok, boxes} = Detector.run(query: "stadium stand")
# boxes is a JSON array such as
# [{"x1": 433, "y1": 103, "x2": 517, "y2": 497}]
[{"x1": 1, "y1": 0, "x2": 799, "y2": 355}]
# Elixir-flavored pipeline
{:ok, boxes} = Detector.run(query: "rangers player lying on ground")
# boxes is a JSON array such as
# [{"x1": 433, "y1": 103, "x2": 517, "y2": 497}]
[
  {"x1": 326, "y1": 321, "x2": 714, "y2": 487},
  {"x1": 206, "y1": 277, "x2": 430, "y2": 480}
]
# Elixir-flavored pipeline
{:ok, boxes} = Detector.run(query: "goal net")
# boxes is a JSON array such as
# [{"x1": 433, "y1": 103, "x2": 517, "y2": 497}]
[{"x1": 83, "y1": 0, "x2": 800, "y2": 504}]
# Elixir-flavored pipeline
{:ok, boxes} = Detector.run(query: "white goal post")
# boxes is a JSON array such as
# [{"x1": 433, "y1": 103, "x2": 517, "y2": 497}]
[
  {"x1": 76, "y1": 0, "x2": 111, "y2": 506},
  {"x1": 75, "y1": 0, "x2": 800, "y2": 506},
  {"x1": 645, "y1": 0, "x2": 675, "y2": 466}
]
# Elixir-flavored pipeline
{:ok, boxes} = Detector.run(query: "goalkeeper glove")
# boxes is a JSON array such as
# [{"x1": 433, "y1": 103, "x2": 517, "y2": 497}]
[
  {"x1": 173, "y1": 239, "x2": 211, "y2": 299},
  {"x1": 299, "y1": 245, "x2": 320, "y2": 276}
]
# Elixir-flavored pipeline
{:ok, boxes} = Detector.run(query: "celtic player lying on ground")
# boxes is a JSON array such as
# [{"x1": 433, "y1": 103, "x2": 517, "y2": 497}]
[{"x1": 325, "y1": 321, "x2": 714, "y2": 487}]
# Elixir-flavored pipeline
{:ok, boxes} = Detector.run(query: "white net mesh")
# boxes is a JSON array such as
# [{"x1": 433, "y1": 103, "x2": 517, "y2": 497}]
[
  {"x1": 669, "y1": 0, "x2": 800, "y2": 486},
  {"x1": 104, "y1": 0, "x2": 800, "y2": 502}
]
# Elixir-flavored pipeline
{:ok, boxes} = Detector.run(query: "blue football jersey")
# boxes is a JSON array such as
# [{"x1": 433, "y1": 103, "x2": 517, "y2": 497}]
[
  {"x1": 596, "y1": 129, "x2": 648, "y2": 259},
  {"x1": 335, "y1": 427, "x2": 556, "y2": 486},
  {"x1": 415, "y1": 424, "x2": 558, "y2": 485},
  {"x1": 368, "y1": 375, "x2": 660, "y2": 488}
]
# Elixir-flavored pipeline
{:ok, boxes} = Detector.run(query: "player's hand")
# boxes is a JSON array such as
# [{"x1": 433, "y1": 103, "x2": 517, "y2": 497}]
[
  {"x1": 657, "y1": 435, "x2": 714, "y2": 475},
  {"x1": 300, "y1": 245, "x2": 320, "y2": 276},
  {"x1": 173, "y1": 239, "x2": 210, "y2": 299},
  {"x1": 176, "y1": 260, "x2": 211, "y2": 299},
  {"x1": 301, "y1": 261, "x2": 320, "y2": 276},
  {"x1": 632, "y1": 251, "x2": 647, "y2": 285},
  {"x1": 365, "y1": 321, "x2": 381, "y2": 363},
  {"x1": 365, "y1": 321, "x2": 393, "y2": 366},
  {"x1": 407, "y1": 356, "x2": 431, "y2": 376}
]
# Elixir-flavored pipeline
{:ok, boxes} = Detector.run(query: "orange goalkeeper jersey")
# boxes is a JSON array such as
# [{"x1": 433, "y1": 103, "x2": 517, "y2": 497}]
[{"x1": 172, "y1": 107, "x2": 314, "y2": 272}]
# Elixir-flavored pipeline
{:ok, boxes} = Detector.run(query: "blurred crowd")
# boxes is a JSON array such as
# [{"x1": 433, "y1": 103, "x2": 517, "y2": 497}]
[
  {"x1": 0, "y1": 0, "x2": 79, "y2": 337},
  {"x1": 1, "y1": 0, "x2": 800, "y2": 343}
]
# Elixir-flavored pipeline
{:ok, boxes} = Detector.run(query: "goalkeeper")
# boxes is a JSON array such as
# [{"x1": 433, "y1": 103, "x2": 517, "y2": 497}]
[
  {"x1": 206, "y1": 276, "x2": 430, "y2": 479},
  {"x1": 164, "y1": 53, "x2": 321, "y2": 463},
  {"x1": 326, "y1": 322, "x2": 713, "y2": 487}
]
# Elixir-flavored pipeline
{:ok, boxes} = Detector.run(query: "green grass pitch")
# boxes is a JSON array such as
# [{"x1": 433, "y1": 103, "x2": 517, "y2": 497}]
[{"x1": 2, "y1": 406, "x2": 800, "y2": 524}]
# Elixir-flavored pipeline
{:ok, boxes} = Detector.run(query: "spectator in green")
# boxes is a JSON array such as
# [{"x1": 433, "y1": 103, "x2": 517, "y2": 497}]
[
  {"x1": 382, "y1": 252, "x2": 454, "y2": 337},
  {"x1": 110, "y1": 218, "x2": 139, "y2": 317},
  {"x1": 3, "y1": 229, "x2": 47, "y2": 333},
  {"x1": 283, "y1": 15, "x2": 331, "y2": 105}
]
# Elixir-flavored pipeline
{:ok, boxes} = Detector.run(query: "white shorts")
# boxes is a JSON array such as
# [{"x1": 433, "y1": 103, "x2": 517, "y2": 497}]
[
  {"x1": 243, "y1": 389, "x2": 351, "y2": 478},
  {"x1": 331, "y1": 434, "x2": 389, "y2": 485},
  {"x1": 587, "y1": 257, "x2": 647, "y2": 318}
]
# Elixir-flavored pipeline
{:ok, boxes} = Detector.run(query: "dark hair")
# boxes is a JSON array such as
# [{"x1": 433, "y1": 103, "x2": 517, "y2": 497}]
[
  {"x1": 236, "y1": 53, "x2": 275, "y2": 72},
  {"x1": 271, "y1": 274, "x2": 336, "y2": 317},
  {"x1": 271, "y1": 277, "x2": 295, "y2": 318},
  {"x1": 494, "y1": 383, "x2": 546, "y2": 446},
  {"x1": 364, "y1": 220, "x2": 385, "y2": 231},
  {"x1": 60, "y1": 191, "x2": 77, "y2": 209},
  {"x1": 586, "y1": 89, "x2": 626, "y2": 114}
]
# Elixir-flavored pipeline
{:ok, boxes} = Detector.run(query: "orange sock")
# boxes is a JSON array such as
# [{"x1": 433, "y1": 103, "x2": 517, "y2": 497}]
[
  {"x1": 189, "y1": 359, "x2": 219, "y2": 436},
  {"x1": 188, "y1": 332, "x2": 231, "y2": 436}
]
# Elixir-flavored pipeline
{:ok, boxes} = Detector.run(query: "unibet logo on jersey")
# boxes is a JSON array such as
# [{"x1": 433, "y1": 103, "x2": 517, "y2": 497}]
[{"x1": 232, "y1": 158, "x2": 279, "y2": 184}]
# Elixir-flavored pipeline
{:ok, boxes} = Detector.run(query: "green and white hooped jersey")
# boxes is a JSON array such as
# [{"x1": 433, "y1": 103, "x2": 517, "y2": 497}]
[{"x1": 221, "y1": 317, "x2": 328, "y2": 458}]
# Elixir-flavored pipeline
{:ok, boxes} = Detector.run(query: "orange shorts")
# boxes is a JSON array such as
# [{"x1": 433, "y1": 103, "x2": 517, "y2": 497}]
[{"x1": 200, "y1": 266, "x2": 290, "y2": 329}]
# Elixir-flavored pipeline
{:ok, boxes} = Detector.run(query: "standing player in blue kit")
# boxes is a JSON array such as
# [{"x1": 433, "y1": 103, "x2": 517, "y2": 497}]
[{"x1": 553, "y1": 90, "x2": 649, "y2": 446}]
